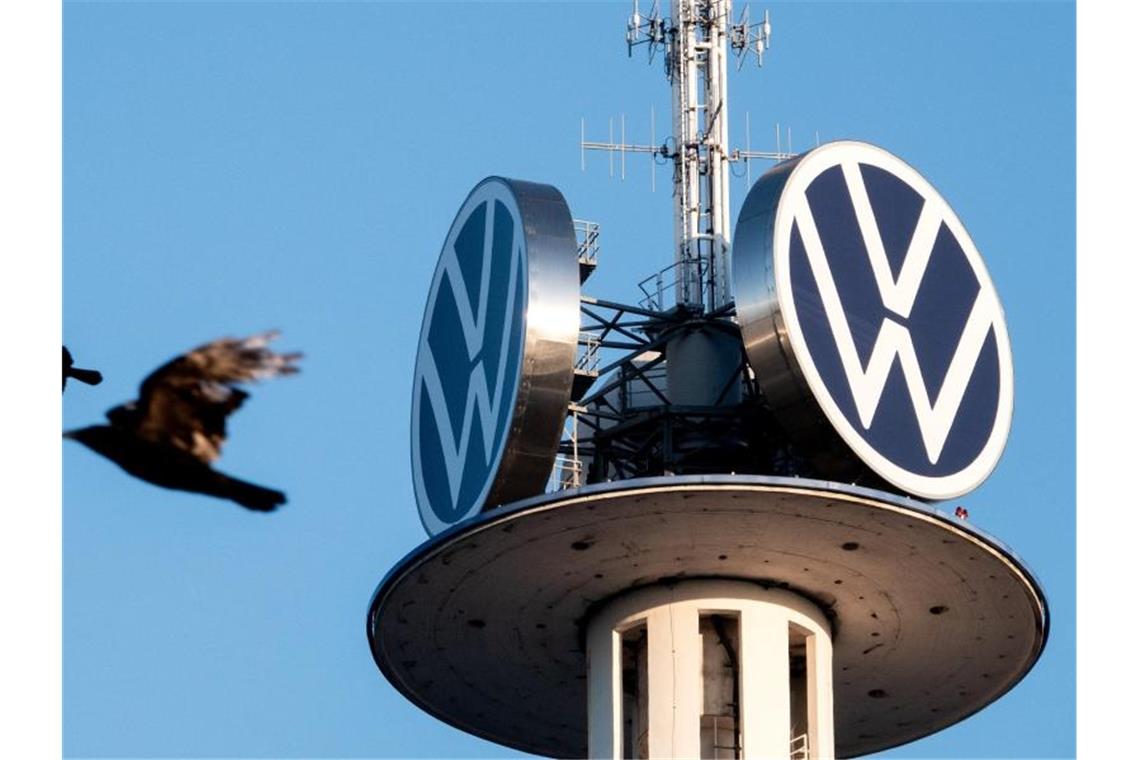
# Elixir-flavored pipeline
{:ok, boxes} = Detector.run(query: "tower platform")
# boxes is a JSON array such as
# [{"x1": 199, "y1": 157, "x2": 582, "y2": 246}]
[{"x1": 367, "y1": 475, "x2": 1047, "y2": 758}]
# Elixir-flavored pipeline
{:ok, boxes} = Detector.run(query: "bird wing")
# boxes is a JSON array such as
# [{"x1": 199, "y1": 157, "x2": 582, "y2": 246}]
[{"x1": 115, "y1": 331, "x2": 301, "y2": 463}]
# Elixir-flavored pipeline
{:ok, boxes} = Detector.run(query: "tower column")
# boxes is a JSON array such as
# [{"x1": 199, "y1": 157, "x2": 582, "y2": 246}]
[
  {"x1": 587, "y1": 579, "x2": 835, "y2": 760},
  {"x1": 739, "y1": 604, "x2": 791, "y2": 759}
]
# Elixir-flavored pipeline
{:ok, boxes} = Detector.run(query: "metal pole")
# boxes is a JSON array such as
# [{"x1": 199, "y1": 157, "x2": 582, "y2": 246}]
[
  {"x1": 621, "y1": 113, "x2": 627, "y2": 180},
  {"x1": 684, "y1": 0, "x2": 700, "y2": 310}
]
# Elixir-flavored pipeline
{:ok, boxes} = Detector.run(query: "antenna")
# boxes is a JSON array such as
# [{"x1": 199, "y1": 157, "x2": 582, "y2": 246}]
[
  {"x1": 746, "y1": 111, "x2": 752, "y2": 186},
  {"x1": 626, "y1": 0, "x2": 668, "y2": 61},
  {"x1": 650, "y1": 105, "x2": 657, "y2": 192},
  {"x1": 621, "y1": 114, "x2": 626, "y2": 180},
  {"x1": 730, "y1": 5, "x2": 772, "y2": 69},
  {"x1": 581, "y1": 0, "x2": 789, "y2": 313},
  {"x1": 609, "y1": 118, "x2": 614, "y2": 178},
  {"x1": 581, "y1": 114, "x2": 662, "y2": 183}
]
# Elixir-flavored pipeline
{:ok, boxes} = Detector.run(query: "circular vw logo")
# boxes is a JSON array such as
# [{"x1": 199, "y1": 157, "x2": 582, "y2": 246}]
[
  {"x1": 412, "y1": 177, "x2": 580, "y2": 535},
  {"x1": 734, "y1": 141, "x2": 1013, "y2": 499}
]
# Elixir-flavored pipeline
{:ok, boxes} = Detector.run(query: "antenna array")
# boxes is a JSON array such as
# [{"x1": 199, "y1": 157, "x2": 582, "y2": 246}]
[{"x1": 582, "y1": 0, "x2": 790, "y2": 313}]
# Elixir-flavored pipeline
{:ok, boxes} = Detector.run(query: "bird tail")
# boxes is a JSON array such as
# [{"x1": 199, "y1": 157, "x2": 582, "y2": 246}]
[
  {"x1": 69, "y1": 368, "x2": 103, "y2": 386},
  {"x1": 209, "y1": 471, "x2": 287, "y2": 512}
]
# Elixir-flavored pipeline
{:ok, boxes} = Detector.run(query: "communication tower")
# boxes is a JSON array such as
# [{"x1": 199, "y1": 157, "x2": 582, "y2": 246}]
[{"x1": 368, "y1": 3, "x2": 1047, "y2": 758}]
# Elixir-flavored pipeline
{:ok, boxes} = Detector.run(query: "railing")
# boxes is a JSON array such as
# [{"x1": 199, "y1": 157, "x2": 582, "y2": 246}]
[
  {"x1": 701, "y1": 713, "x2": 741, "y2": 759},
  {"x1": 548, "y1": 404, "x2": 584, "y2": 492},
  {"x1": 549, "y1": 454, "x2": 583, "y2": 491},
  {"x1": 574, "y1": 219, "x2": 600, "y2": 264},
  {"x1": 637, "y1": 255, "x2": 712, "y2": 311},
  {"x1": 577, "y1": 331, "x2": 601, "y2": 374},
  {"x1": 790, "y1": 732, "x2": 809, "y2": 760}
]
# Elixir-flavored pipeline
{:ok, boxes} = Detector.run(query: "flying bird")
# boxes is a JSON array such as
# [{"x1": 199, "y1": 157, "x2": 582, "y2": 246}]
[
  {"x1": 64, "y1": 331, "x2": 301, "y2": 512},
  {"x1": 63, "y1": 346, "x2": 103, "y2": 391}
]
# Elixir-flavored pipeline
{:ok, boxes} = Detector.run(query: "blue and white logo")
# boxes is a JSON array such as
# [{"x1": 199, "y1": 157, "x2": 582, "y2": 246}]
[
  {"x1": 412, "y1": 179, "x2": 527, "y2": 534},
  {"x1": 773, "y1": 142, "x2": 1013, "y2": 499}
]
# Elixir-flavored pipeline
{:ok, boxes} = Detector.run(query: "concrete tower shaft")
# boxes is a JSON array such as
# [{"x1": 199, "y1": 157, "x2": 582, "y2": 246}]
[{"x1": 587, "y1": 580, "x2": 834, "y2": 759}]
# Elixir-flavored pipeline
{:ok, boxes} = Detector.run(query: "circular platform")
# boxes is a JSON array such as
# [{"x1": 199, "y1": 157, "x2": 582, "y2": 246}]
[{"x1": 367, "y1": 475, "x2": 1047, "y2": 758}]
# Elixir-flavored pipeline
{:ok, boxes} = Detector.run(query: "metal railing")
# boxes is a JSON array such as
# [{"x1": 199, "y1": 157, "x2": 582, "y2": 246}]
[
  {"x1": 577, "y1": 331, "x2": 601, "y2": 374},
  {"x1": 701, "y1": 713, "x2": 741, "y2": 759},
  {"x1": 548, "y1": 404, "x2": 584, "y2": 492},
  {"x1": 574, "y1": 219, "x2": 600, "y2": 264},
  {"x1": 790, "y1": 732, "x2": 810, "y2": 760},
  {"x1": 637, "y1": 255, "x2": 712, "y2": 311},
  {"x1": 548, "y1": 454, "x2": 583, "y2": 491}
]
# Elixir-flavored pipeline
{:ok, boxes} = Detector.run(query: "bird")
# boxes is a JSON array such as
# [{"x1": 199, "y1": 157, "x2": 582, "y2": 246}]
[
  {"x1": 63, "y1": 346, "x2": 103, "y2": 391},
  {"x1": 64, "y1": 331, "x2": 301, "y2": 512},
  {"x1": 954, "y1": 505, "x2": 969, "y2": 521}
]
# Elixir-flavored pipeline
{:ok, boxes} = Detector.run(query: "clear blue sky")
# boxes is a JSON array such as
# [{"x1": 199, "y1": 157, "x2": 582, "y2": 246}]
[{"x1": 62, "y1": 2, "x2": 1073, "y2": 757}]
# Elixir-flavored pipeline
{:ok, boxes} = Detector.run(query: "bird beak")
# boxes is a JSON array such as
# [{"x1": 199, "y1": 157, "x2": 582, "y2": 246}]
[{"x1": 62, "y1": 429, "x2": 78, "y2": 440}]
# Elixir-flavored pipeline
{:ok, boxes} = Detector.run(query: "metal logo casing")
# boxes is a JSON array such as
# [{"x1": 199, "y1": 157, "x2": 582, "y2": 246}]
[
  {"x1": 412, "y1": 177, "x2": 579, "y2": 535},
  {"x1": 733, "y1": 141, "x2": 1013, "y2": 500}
]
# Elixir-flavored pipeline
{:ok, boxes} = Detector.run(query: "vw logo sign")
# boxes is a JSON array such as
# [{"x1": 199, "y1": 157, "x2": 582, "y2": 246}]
[
  {"x1": 412, "y1": 177, "x2": 580, "y2": 535},
  {"x1": 734, "y1": 141, "x2": 1013, "y2": 500}
]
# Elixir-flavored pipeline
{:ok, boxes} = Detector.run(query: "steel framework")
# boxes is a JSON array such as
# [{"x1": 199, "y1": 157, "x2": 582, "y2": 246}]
[{"x1": 563, "y1": 2, "x2": 893, "y2": 495}]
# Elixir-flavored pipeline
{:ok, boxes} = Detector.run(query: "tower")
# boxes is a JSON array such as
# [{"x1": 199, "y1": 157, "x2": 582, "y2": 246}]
[{"x1": 367, "y1": 3, "x2": 1047, "y2": 758}]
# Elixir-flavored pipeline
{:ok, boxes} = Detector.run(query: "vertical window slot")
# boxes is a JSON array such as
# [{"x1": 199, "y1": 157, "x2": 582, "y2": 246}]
[
  {"x1": 621, "y1": 623, "x2": 649, "y2": 759},
  {"x1": 789, "y1": 623, "x2": 810, "y2": 759},
  {"x1": 700, "y1": 613, "x2": 742, "y2": 759}
]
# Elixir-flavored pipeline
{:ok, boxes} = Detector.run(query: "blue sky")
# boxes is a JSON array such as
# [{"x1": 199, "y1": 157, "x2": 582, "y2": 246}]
[{"x1": 58, "y1": 2, "x2": 1072, "y2": 757}]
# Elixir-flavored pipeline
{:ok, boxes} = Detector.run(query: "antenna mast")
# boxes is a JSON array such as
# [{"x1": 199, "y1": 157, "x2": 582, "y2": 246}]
[{"x1": 621, "y1": 0, "x2": 772, "y2": 311}]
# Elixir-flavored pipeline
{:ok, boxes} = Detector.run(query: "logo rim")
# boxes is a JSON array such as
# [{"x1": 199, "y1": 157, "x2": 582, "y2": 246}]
[
  {"x1": 411, "y1": 178, "x2": 528, "y2": 535},
  {"x1": 773, "y1": 141, "x2": 1014, "y2": 499}
]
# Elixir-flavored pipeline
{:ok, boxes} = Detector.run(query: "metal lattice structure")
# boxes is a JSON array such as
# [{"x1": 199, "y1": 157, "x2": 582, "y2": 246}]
[{"x1": 563, "y1": 1, "x2": 884, "y2": 496}]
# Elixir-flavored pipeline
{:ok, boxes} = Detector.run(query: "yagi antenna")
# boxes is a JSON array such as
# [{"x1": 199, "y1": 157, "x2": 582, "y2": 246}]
[{"x1": 581, "y1": 109, "x2": 665, "y2": 192}]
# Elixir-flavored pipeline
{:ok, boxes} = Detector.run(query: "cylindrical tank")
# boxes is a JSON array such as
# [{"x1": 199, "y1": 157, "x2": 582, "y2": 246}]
[{"x1": 665, "y1": 325, "x2": 743, "y2": 407}]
